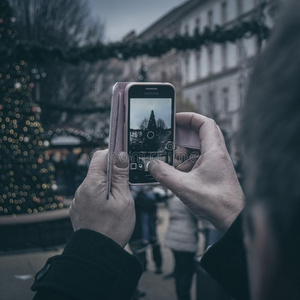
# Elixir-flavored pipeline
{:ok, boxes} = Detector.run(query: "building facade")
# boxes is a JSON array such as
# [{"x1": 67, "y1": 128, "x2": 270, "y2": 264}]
[
  {"x1": 123, "y1": 1, "x2": 201, "y2": 106},
  {"x1": 179, "y1": 0, "x2": 272, "y2": 154},
  {"x1": 125, "y1": 0, "x2": 277, "y2": 154}
]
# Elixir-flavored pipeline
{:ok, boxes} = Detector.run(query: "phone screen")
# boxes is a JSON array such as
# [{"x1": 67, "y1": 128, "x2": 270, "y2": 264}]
[{"x1": 127, "y1": 85, "x2": 175, "y2": 184}]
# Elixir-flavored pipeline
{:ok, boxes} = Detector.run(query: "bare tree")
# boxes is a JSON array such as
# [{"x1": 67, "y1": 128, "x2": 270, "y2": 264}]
[
  {"x1": 156, "y1": 118, "x2": 166, "y2": 129},
  {"x1": 9, "y1": 0, "x2": 103, "y2": 46},
  {"x1": 9, "y1": 0, "x2": 109, "y2": 130},
  {"x1": 139, "y1": 118, "x2": 148, "y2": 130}
]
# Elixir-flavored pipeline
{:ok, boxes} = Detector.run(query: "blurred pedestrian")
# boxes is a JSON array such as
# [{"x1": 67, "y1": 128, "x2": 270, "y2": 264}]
[
  {"x1": 64, "y1": 148, "x2": 80, "y2": 196},
  {"x1": 202, "y1": 220, "x2": 221, "y2": 250},
  {"x1": 129, "y1": 186, "x2": 148, "y2": 300},
  {"x1": 231, "y1": 151, "x2": 242, "y2": 175},
  {"x1": 75, "y1": 149, "x2": 90, "y2": 188},
  {"x1": 144, "y1": 186, "x2": 163, "y2": 274},
  {"x1": 165, "y1": 196, "x2": 198, "y2": 300},
  {"x1": 50, "y1": 149, "x2": 68, "y2": 195},
  {"x1": 130, "y1": 186, "x2": 163, "y2": 274}
]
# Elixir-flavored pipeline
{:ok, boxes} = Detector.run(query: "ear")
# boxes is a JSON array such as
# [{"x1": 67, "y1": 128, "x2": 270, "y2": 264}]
[{"x1": 243, "y1": 205, "x2": 278, "y2": 300}]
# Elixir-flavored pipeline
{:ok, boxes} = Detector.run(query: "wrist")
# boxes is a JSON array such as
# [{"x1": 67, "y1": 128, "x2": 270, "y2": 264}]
[
  {"x1": 73, "y1": 226, "x2": 128, "y2": 248},
  {"x1": 210, "y1": 195, "x2": 245, "y2": 234}
]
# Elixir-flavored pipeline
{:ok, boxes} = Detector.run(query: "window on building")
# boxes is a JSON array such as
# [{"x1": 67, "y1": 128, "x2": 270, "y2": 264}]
[
  {"x1": 185, "y1": 53, "x2": 190, "y2": 82},
  {"x1": 222, "y1": 88, "x2": 229, "y2": 111},
  {"x1": 255, "y1": 35, "x2": 262, "y2": 54},
  {"x1": 185, "y1": 24, "x2": 189, "y2": 36},
  {"x1": 237, "y1": 40, "x2": 247, "y2": 64},
  {"x1": 221, "y1": 1, "x2": 227, "y2": 24},
  {"x1": 238, "y1": 81, "x2": 244, "y2": 107},
  {"x1": 194, "y1": 17, "x2": 200, "y2": 35},
  {"x1": 208, "y1": 46, "x2": 214, "y2": 74},
  {"x1": 236, "y1": 0, "x2": 243, "y2": 16},
  {"x1": 222, "y1": 43, "x2": 228, "y2": 70},
  {"x1": 196, "y1": 51, "x2": 201, "y2": 78},
  {"x1": 197, "y1": 94, "x2": 202, "y2": 112},
  {"x1": 208, "y1": 91, "x2": 216, "y2": 116},
  {"x1": 208, "y1": 10, "x2": 213, "y2": 29}
]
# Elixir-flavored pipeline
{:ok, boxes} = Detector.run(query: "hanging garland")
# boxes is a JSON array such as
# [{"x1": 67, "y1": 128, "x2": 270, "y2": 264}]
[{"x1": 0, "y1": 18, "x2": 270, "y2": 64}]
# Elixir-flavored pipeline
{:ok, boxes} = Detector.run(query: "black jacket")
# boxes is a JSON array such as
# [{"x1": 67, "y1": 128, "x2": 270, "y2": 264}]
[
  {"x1": 201, "y1": 213, "x2": 249, "y2": 300},
  {"x1": 32, "y1": 229, "x2": 143, "y2": 300},
  {"x1": 32, "y1": 215, "x2": 248, "y2": 300}
]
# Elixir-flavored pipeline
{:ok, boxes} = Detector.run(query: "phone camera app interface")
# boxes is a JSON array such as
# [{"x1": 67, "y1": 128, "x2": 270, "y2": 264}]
[{"x1": 129, "y1": 98, "x2": 173, "y2": 183}]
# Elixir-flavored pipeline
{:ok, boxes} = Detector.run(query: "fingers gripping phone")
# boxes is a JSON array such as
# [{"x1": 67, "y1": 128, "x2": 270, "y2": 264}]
[{"x1": 125, "y1": 83, "x2": 176, "y2": 185}]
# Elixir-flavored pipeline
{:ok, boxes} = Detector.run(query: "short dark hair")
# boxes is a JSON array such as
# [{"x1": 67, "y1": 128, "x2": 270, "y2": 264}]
[{"x1": 242, "y1": 0, "x2": 300, "y2": 287}]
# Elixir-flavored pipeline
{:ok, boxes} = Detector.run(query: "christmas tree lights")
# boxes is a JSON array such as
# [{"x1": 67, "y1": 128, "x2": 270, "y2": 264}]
[{"x1": 0, "y1": 0, "x2": 63, "y2": 215}]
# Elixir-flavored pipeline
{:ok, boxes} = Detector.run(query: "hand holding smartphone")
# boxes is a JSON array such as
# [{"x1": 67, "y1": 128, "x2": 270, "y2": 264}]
[{"x1": 107, "y1": 82, "x2": 200, "y2": 198}]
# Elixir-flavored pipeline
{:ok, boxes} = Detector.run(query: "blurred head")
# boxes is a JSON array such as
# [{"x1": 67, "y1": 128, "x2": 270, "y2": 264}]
[{"x1": 242, "y1": 0, "x2": 300, "y2": 299}]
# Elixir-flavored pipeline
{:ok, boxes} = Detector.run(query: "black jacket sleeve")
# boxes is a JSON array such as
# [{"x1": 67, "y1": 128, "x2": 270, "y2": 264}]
[
  {"x1": 31, "y1": 229, "x2": 143, "y2": 300},
  {"x1": 200, "y1": 213, "x2": 250, "y2": 300}
]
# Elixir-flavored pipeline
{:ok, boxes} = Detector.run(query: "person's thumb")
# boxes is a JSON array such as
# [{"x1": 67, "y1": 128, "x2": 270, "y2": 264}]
[
  {"x1": 149, "y1": 160, "x2": 184, "y2": 195},
  {"x1": 112, "y1": 152, "x2": 129, "y2": 190}
]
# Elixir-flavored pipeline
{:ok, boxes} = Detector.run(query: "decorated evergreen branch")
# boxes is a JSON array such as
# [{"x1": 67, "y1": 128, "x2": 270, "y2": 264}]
[
  {"x1": 0, "y1": 17, "x2": 270, "y2": 64},
  {"x1": 0, "y1": 0, "x2": 64, "y2": 215}
]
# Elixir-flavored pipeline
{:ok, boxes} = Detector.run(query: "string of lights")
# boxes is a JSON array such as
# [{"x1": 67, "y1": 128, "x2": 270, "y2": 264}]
[{"x1": 0, "y1": 0, "x2": 64, "y2": 215}]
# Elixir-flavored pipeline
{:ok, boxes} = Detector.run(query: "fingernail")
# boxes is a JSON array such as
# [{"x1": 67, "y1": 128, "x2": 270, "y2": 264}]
[
  {"x1": 148, "y1": 160, "x2": 159, "y2": 173},
  {"x1": 116, "y1": 152, "x2": 129, "y2": 169}
]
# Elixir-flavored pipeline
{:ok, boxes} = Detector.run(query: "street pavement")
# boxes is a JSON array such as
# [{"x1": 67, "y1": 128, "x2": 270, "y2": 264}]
[{"x1": 0, "y1": 206, "x2": 196, "y2": 300}]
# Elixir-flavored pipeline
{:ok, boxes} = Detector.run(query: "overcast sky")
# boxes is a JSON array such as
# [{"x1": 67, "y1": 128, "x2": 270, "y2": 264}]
[
  {"x1": 88, "y1": 0, "x2": 184, "y2": 42},
  {"x1": 130, "y1": 98, "x2": 172, "y2": 129}
]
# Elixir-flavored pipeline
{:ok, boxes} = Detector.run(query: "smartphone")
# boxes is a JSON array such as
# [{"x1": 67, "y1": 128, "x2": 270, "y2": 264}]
[{"x1": 125, "y1": 83, "x2": 176, "y2": 185}]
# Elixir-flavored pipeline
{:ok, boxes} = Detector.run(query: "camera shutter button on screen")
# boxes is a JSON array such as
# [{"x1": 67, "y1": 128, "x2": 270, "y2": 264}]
[{"x1": 146, "y1": 131, "x2": 155, "y2": 139}]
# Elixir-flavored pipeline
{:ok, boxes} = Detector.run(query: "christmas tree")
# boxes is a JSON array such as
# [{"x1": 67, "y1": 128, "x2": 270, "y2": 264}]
[
  {"x1": 147, "y1": 110, "x2": 157, "y2": 131},
  {"x1": 143, "y1": 110, "x2": 159, "y2": 151},
  {"x1": 0, "y1": 0, "x2": 63, "y2": 215}
]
